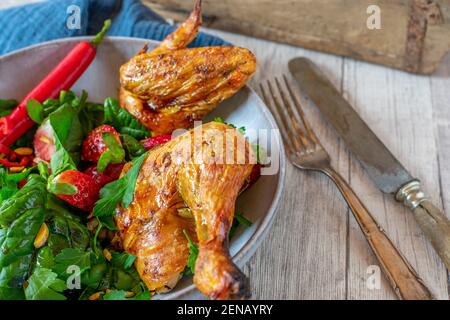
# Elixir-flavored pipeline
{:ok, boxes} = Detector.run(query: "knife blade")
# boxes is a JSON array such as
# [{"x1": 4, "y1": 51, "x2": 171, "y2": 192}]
[{"x1": 289, "y1": 57, "x2": 450, "y2": 270}]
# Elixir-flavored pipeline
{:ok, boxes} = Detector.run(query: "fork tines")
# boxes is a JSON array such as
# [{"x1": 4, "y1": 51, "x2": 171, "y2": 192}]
[{"x1": 259, "y1": 76, "x2": 318, "y2": 155}]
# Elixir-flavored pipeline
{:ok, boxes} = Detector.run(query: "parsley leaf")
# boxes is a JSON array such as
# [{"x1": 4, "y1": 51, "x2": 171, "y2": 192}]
[
  {"x1": 24, "y1": 268, "x2": 66, "y2": 300},
  {"x1": 53, "y1": 248, "x2": 91, "y2": 280},
  {"x1": 182, "y1": 230, "x2": 198, "y2": 276},
  {"x1": 213, "y1": 117, "x2": 246, "y2": 134},
  {"x1": 93, "y1": 151, "x2": 149, "y2": 226},
  {"x1": 97, "y1": 132, "x2": 125, "y2": 173},
  {"x1": 122, "y1": 151, "x2": 148, "y2": 208},
  {"x1": 121, "y1": 134, "x2": 146, "y2": 159},
  {"x1": 252, "y1": 144, "x2": 267, "y2": 165},
  {"x1": 111, "y1": 252, "x2": 136, "y2": 269},
  {"x1": 234, "y1": 213, "x2": 252, "y2": 227},
  {"x1": 229, "y1": 213, "x2": 252, "y2": 239}
]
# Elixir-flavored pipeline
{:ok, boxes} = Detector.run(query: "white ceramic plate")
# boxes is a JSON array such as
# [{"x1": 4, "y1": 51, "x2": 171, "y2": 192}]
[{"x1": 0, "y1": 37, "x2": 286, "y2": 299}]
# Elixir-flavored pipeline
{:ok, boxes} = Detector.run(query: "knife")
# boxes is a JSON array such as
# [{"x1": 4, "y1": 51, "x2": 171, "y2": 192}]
[{"x1": 289, "y1": 57, "x2": 450, "y2": 271}]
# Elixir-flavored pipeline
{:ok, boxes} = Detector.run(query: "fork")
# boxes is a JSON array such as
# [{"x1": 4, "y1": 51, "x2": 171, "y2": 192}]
[{"x1": 260, "y1": 76, "x2": 434, "y2": 300}]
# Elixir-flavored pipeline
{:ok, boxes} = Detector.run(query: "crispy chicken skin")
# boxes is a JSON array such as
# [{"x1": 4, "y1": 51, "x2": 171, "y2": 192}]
[
  {"x1": 119, "y1": 47, "x2": 256, "y2": 134},
  {"x1": 115, "y1": 122, "x2": 255, "y2": 299},
  {"x1": 150, "y1": 0, "x2": 202, "y2": 56},
  {"x1": 118, "y1": 0, "x2": 256, "y2": 134}
]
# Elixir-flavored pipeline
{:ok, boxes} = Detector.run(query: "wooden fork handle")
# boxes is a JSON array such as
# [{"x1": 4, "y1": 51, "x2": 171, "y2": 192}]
[{"x1": 323, "y1": 167, "x2": 435, "y2": 300}]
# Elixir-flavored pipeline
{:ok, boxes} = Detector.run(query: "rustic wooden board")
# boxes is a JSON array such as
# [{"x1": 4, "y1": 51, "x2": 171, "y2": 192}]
[{"x1": 144, "y1": 0, "x2": 450, "y2": 74}]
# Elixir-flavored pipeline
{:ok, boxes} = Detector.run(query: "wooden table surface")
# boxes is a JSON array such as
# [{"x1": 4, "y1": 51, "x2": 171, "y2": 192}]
[{"x1": 2, "y1": 0, "x2": 449, "y2": 300}]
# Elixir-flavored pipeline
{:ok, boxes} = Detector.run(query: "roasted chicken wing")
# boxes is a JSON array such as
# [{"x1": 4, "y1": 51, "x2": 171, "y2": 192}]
[
  {"x1": 119, "y1": 0, "x2": 256, "y2": 134},
  {"x1": 150, "y1": 0, "x2": 202, "y2": 56},
  {"x1": 115, "y1": 122, "x2": 255, "y2": 299}
]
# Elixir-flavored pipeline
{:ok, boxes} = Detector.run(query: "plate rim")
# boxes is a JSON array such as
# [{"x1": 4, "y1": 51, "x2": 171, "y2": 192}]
[{"x1": 0, "y1": 36, "x2": 286, "y2": 300}]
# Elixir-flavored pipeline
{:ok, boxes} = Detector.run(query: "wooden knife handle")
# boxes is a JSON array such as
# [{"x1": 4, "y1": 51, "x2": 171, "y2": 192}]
[
  {"x1": 396, "y1": 180, "x2": 450, "y2": 272},
  {"x1": 324, "y1": 168, "x2": 434, "y2": 300}
]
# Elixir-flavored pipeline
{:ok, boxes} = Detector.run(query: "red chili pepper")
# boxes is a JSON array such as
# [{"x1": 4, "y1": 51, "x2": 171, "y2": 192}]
[
  {"x1": 0, "y1": 155, "x2": 32, "y2": 168},
  {"x1": 0, "y1": 20, "x2": 111, "y2": 150}
]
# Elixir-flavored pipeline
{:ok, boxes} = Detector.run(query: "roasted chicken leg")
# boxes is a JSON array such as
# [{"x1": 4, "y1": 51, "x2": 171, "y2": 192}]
[
  {"x1": 115, "y1": 122, "x2": 255, "y2": 299},
  {"x1": 119, "y1": 0, "x2": 256, "y2": 134}
]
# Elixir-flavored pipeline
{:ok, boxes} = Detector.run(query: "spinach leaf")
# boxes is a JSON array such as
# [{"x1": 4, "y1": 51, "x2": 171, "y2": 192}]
[
  {"x1": 0, "y1": 99, "x2": 18, "y2": 116},
  {"x1": 0, "y1": 203, "x2": 45, "y2": 268},
  {"x1": 45, "y1": 196, "x2": 90, "y2": 251},
  {"x1": 26, "y1": 99, "x2": 45, "y2": 124},
  {"x1": 0, "y1": 175, "x2": 46, "y2": 228},
  {"x1": 0, "y1": 254, "x2": 32, "y2": 296},
  {"x1": 41, "y1": 90, "x2": 103, "y2": 137},
  {"x1": 47, "y1": 182, "x2": 78, "y2": 196},
  {"x1": 49, "y1": 103, "x2": 83, "y2": 166},
  {"x1": 79, "y1": 104, "x2": 104, "y2": 134},
  {"x1": 24, "y1": 268, "x2": 66, "y2": 300},
  {"x1": 0, "y1": 286, "x2": 25, "y2": 300},
  {"x1": 103, "y1": 98, "x2": 151, "y2": 140},
  {"x1": 0, "y1": 176, "x2": 46, "y2": 295},
  {"x1": 183, "y1": 230, "x2": 198, "y2": 276}
]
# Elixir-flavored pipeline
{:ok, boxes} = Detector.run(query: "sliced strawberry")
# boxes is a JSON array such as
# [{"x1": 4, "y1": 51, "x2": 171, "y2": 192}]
[
  {"x1": 53, "y1": 170, "x2": 100, "y2": 212},
  {"x1": 84, "y1": 163, "x2": 124, "y2": 187},
  {"x1": 33, "y1": 119, "x2": 55, "y2": 162},
  {"x1": 82, "y1": 125, "x2": 121, "y2": 162},
  {"x1": 142, "y1": 134, "x2": 172, "y2": 150}
]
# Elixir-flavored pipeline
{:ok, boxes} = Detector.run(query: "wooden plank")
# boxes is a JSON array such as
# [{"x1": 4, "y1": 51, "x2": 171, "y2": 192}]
[
  {"x1": 342, "y1": 59, "x2": 448, "y2": 299},
  {"x1": 429, "y1": 52, "x2": 450, "y2": 296},
  {"x1": 144, "y1": 0, "x2": 450, "y2": 75}
]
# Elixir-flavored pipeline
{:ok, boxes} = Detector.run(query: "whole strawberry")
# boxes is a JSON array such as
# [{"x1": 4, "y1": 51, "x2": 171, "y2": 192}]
[
  {"x1": 53, "y1": 170, "x2": 100, "y2": 212},
  {"x1": 142, "y1": 134, "x2": 172, "y2": 150},
  {"x1": 82, "y1": 125, "x2": 121, "y2": 162},
  {"x1": 84, "y1": 163, "x2": 124, "y2": 187}
]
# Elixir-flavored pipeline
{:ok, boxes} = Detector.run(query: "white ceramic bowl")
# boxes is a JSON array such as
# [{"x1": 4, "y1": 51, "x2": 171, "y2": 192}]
[{"x1": 0, "y1": 37, "x2": 286, "y2": 299}]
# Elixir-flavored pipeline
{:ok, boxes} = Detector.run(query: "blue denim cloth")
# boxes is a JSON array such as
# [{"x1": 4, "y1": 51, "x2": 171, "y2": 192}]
[{"x1": 0, "y1": 0, "x2": 227, "y2": 55}]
